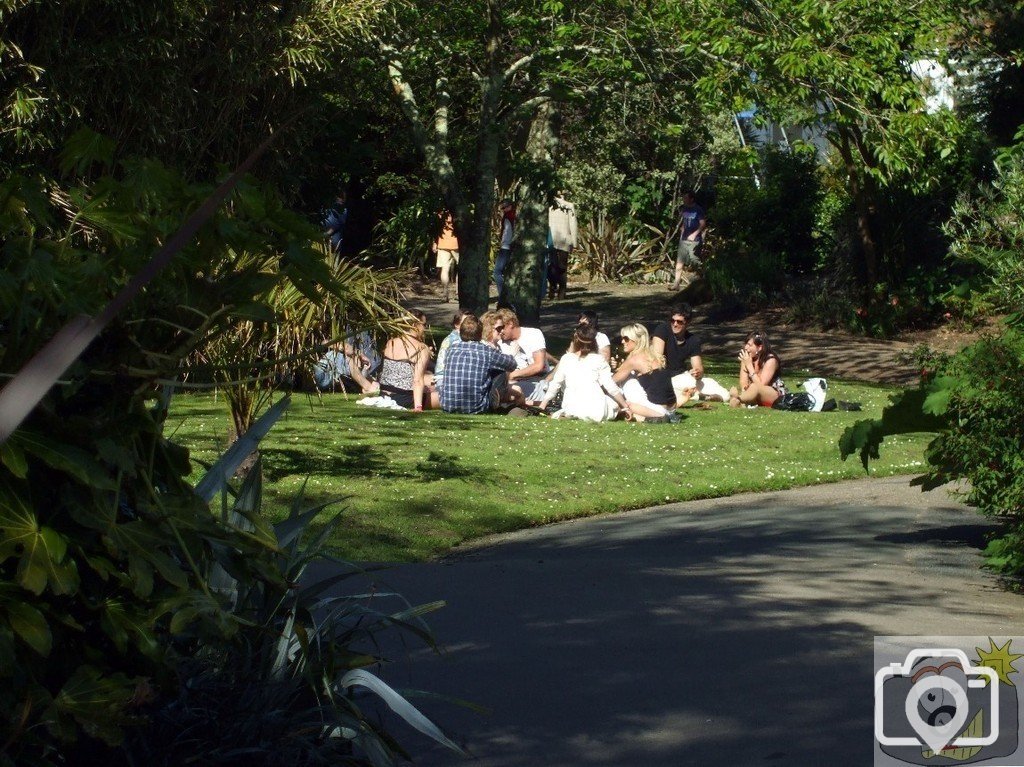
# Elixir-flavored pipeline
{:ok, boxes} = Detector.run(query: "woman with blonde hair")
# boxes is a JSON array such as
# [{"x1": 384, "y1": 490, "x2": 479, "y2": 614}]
[
  {"x1": 480, "y1": 310, "x2": 502, "y2": 347},
  {"x1": 612, "y1": 323, "x2": 676, "y2": 420}
]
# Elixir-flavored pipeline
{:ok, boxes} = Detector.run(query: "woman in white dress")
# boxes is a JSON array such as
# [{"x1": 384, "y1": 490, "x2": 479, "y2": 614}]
[{"x1": 539, "y1": 325, "x2": 631, "y2": 422}]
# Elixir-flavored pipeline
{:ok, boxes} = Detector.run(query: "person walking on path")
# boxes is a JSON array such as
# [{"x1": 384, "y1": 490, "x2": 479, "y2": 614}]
[
  {"x1": 432, "y1": 211, "x2": 460, "y2": 303},
  {"x1": 547, "y1": 193, "x2": 578, "y2": 300},
  {"x1": 492, "y1": 200, "x2": 515, "y2": 304},
  {"x1": 669, "y1": 190, "x2": 706, "y2": 290}
]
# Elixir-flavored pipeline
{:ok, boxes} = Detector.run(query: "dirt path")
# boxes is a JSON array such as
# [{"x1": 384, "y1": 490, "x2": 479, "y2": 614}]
[{"x1": 407, "y1": 277, "x2": 982, "y2": 385}]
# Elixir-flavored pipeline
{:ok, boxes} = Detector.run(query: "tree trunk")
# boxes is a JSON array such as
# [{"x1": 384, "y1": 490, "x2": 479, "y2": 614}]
[
  {"x1": 505, "y1": 101, "x2": 557, "y2": 325},
  {"x1": 453, "y1": 0, "x2": 506, "y2": 315},
  {"x1": 835, "y1": 127, "x2": 880, "y2": 299}
]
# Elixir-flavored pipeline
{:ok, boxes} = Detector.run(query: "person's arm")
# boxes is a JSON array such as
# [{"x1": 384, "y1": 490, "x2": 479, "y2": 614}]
[
  {"x1": 490, "y1": 349, "x2": 518, "y2": 372},
  {"x1": 412, "y1": 348, "x2": 430, "y2": 411},
  {"x1": 599, "y1": 344, "x2": 611, "y2": 365},
  {"x1": 688, "y1": 353, "x2": 704, "y2": 380},
  {"x1": 538, "y1": 360, "x2": 566, "y2": 409},
  {"x1": 597, "y1": 360, "x2": 631, "y2": 415},
  {"x1": 510, "y1": 349, "x2": 546, "y2": 380},
  {"x1": 688, "y1": 209, "x2": 707, "y2": 241},
  {"x1": 754, "y1": 356, "x2": 778, "y2": 386},
  {"x1": 612, "y1": 355, "x2": 636, "y2": 385},
  {"x1": 568, "y1": 205, "x2": 578, "y2": 250},
  {"x1": 738, "y1": 349, "x2": 758, "y2": 390},
  {"x1": 651, "y1": 334, "x2": 667, "y2": 358}
]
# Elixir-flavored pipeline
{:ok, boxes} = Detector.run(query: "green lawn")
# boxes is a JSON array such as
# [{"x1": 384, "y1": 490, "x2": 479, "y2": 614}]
[{"x1": 169, "y1": 364, "x2": 932, "y2": 563}]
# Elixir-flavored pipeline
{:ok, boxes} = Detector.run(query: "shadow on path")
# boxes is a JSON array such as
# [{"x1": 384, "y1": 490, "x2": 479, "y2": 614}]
[{"x1": 318, "y1": 476, "x2": 1022, "y2": 766}]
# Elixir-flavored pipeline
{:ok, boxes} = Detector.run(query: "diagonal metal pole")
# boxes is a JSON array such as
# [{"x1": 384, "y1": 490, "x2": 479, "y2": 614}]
[{"x1": 0, "y1": 130, "x2": 281, "y2": 445}]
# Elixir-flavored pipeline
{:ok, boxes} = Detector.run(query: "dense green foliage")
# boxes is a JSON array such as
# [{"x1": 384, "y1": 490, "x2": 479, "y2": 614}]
[
  {"x1": 841, "y1": 132, "x2": 1024, "y2": 574},
  {"x1": 0, "y1": 136, "x2": 433, "y2": 763}
]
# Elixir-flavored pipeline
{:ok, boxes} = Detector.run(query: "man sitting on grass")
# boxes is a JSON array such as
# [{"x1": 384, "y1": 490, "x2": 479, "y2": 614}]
[
  {"x1": 439, "y1": 314, "x2": 520, "y2": 414},
  {"x1": 496, "y1": 308, "x2": 550, "y2": 402}
]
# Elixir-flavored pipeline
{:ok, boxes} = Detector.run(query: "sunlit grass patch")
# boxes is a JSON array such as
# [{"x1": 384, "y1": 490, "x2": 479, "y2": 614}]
[{"x1": 171, "y1": 371, "x2": 929, "y2": 562}]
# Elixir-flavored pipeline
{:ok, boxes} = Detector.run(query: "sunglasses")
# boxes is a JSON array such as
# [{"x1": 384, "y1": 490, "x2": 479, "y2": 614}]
[
  {"x1": 620, "y1": 336, "x2": 633, "y2": 343},
  {"x1": 493, "y1": 325, "x2": 505, "y2": 332},
  {"x1": 670, "y1": 318, "x2": 686, "y2": 326}
]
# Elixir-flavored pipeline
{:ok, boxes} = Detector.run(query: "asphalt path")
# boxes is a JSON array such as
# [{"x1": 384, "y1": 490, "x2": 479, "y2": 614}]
[{"x1": 332, "y1": 477, "x2": 1024, "y2": 766}]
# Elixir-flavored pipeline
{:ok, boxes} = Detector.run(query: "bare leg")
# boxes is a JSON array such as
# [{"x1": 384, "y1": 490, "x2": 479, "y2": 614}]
[
  {"x1": 439, "y1": 263, "x2": 452, "y2": 301},
  {"x1": 626, "y1": 401, "x2": 668, "y2": 420}
]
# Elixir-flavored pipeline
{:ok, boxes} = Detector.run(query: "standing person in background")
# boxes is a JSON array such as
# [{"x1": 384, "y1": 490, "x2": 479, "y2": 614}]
[
  {"x1": 323, "y1": 190, "x2": 348, "y2": 255},
  {"x1": 492, "y1": 200, "x2": 515, "y2": 304},
  {"x1": 432, "y1": 211, "x2": 460, "y2": 303},
  {"x1": 669, "y1": 190, "x2": 706, "y2": 291},
  {"x1": 547, "y1": 192, "x2": 578, "y2": 300}
]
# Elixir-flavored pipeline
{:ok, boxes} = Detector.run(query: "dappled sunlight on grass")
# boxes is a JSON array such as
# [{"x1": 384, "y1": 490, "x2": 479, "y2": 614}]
[{"x1": 172, "y1": 373, "x2": 930, "y2": 562}]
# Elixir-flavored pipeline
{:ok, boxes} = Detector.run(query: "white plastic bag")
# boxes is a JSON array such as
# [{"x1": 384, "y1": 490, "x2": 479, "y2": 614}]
[{"x1": 801, "y1": 378, "x2": 828, "y2": 412}]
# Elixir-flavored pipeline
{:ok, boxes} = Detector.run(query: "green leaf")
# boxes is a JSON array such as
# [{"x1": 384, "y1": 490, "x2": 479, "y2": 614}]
[
  {"x1": 11, "y1": 431, "x2": 118, "y2": 490},
  {"x1": 59, "y1": 128, "x2": 115, "y2": 177},
  {"x1": 103, "y1": 521, "x2": 188, "y2": 595},
  {"x1": 51, "y1": 665, "x2": 139, "y2": 746},
  {"x1": 6, "y1": 601, "x2": 52, "y2": 656},
  {"x1": 0, "y1": 442, "x2": 28, "y2": 478},
  {"x1": 0, "y1": 478, "x2": 80, "y2": 595},
  {"x1": 921, "y1": 376, "x2": 956, "y2": 416}
]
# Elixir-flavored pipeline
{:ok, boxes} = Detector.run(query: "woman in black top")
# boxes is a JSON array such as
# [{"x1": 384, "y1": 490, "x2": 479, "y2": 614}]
[{"x1": 612, "y1": 323, "x2": 674, "y2": 420}]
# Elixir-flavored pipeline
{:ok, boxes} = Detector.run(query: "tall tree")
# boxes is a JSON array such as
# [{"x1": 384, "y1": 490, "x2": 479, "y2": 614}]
[
  {"x1": 375, "y1": 0, "x2": 662, "y2": 319},
  {"x1": 668, "y1": 0, "x2": 965, "y2": 295}
]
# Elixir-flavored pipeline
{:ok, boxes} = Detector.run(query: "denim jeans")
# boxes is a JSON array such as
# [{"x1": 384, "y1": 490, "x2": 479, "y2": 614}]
[{"x1": 493, "y1": 247, "x2": 511, "y2": 301}]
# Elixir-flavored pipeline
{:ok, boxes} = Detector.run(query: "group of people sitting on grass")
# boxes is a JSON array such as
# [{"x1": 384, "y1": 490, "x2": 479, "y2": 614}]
[{"x1": 315, "y1": 302, "x2": 787, "y2": 421}]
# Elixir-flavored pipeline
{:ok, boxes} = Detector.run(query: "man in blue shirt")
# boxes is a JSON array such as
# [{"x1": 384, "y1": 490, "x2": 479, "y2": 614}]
[
  {"x1": 323, "y1": 191, "x2": 348, "y2": 254},
  {"x1": 440, "y1": 314, "x2": 518, "y2": 414},
  {"x1": 670, "y1": 190, "x2": 707, "y2": 291}
]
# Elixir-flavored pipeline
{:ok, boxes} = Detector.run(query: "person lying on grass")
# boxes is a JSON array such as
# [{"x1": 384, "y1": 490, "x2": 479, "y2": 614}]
[
  {"x1": 612, "y1": 323, "x2": 675, "y2": 421},
  {"x1": 538, "y1": 324, "x2": 631, "y2": 422},
  {"x1": 380, "y1": 309, "x2": 439, "y2": 412},
  {"x1": 728, "y1": 330, "x2": 787, "y2": 408}
]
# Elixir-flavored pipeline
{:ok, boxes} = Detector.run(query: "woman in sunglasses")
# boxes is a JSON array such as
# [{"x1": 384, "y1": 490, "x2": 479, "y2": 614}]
[
  {"x1": 612, "y1": 324, "x2": 675, "y2": 421},
  {"x1": 728, "y1": 330, "x2": 786, "y2": 408},
  {"x1": 480, "y1": 311, "x2": 503, "y2": 348}
]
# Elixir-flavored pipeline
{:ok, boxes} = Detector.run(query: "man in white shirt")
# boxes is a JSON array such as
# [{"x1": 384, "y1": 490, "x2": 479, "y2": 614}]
[{"x1": 495, "y1": 308, "x2": 549, "y2": 401}]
